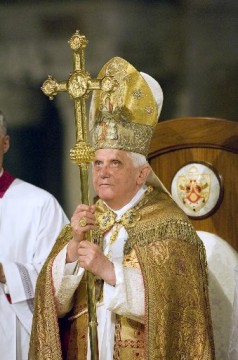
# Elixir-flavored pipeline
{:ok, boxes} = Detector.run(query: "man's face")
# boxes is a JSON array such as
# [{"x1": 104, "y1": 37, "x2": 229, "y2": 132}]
[
  {"x1": 0, "y1": 131, "x2": 9, "y2": 171},
  {"x1": 93, "y1": 149, "x2": 144, "y2": 210}
]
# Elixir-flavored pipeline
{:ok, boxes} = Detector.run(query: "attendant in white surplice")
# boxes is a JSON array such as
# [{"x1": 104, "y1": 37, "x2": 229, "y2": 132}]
[{"x1": 0, "y1": 110, "x2": 69, "y2": 360}]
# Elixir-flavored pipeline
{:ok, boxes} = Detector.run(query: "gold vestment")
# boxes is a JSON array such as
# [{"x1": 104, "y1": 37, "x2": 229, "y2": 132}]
[{"x1": 29, "y1": 188, "x2": 215, "y2": 360}]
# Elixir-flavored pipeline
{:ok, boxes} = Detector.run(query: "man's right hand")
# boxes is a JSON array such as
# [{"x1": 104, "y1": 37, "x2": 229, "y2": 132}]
[{"x1": 66, "y1": 204, "x2": 96, "y2": 263}]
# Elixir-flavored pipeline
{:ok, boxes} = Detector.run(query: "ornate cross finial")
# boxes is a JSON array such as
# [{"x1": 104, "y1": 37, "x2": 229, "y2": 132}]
[{"x1": 41, "y1": 30, "x2": 115, "y2": 168}]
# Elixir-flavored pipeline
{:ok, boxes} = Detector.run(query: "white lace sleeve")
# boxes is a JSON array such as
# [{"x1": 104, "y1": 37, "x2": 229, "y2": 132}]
[
  {"x1": 52, "y1": 245, "x2": 84, "y2": 317},
  {"x1": 103, "y1": 262, "x2": 145, "y2": 323}
]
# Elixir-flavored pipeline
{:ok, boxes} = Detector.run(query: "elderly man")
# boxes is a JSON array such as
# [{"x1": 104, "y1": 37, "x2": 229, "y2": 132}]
[
  {"x1": 0, "y1": 111, "x2": 69, "y2": 360},
  {"x1": 29, "y1": 57, "x2": 215, "y2": 359}
]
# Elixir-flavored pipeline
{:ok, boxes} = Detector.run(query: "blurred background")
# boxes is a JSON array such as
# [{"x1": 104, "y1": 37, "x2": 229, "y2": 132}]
[{"x1": 1, "y1": 0, "x2": 237, "y2": 216}]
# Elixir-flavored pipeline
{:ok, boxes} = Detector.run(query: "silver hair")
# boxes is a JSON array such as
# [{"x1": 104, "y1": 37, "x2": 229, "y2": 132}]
[
  {"x1": 0, "y1": 111, "x2": 7, "y2": 136},
  {"x1": 126, "y1": 151, "x2": 148, "y2": 168}
]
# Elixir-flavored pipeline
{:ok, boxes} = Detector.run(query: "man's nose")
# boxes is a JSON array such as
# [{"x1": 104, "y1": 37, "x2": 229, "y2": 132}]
[{"x1": 99, "y1": 164, "x2": 110, "y2": 178}]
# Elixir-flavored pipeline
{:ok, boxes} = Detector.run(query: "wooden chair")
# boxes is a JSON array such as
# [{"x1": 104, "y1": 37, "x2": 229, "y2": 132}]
[
  {"x1": 149, "y1": 117, "x2": 238, "y2": 250},
  {"x1": 148, "y1": 117, "x2": 238, "y2": 360}
]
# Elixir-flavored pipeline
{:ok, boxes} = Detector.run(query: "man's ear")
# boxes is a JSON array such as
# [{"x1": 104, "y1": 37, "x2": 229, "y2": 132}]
[
  {"x1": 3, "y1": 135, "x2": 10, "y2": 154},
  {"x1": 137, "y1": 164, "x2": 151, "y2": 185}
]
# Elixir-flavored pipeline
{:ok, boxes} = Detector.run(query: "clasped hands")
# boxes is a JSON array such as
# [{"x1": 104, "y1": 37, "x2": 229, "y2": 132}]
[{"x1": 67, "y1": 204, "x2": 116, "y2": 286}]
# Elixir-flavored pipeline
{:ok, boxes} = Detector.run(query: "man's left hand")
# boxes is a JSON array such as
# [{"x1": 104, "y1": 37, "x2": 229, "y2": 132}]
[{"x1": 77, "y1": 241, "x2": 116, "y2": 286}]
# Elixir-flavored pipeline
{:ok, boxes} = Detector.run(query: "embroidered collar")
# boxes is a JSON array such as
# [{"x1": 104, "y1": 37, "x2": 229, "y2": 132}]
[
  {"x1": 96, "y1": 185, "x2": 153, "y2": 235},
  {"x1": 0, "y1": 170, "x2": 16, "y2": 198},
  {"x1": 109, "y1": 185, "x2": 147, "y2": 220}
]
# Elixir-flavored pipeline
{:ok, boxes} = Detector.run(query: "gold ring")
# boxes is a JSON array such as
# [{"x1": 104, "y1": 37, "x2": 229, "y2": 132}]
[{"x1": 79, "y1": 217, "x2": 87, "y2": 227}]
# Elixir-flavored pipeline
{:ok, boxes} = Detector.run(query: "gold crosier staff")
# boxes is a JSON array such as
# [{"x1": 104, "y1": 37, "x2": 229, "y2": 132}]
[{"x1": 41, "y1": 30, "x2": 115, "y2": 360}]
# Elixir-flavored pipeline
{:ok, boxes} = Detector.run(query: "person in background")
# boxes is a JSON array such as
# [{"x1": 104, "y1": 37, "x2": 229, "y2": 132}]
[
  {"x1": 29, "y1": 57, "x2": 215, "y2": 359},
  {"x1": 0, "y1": 110, "x2": 69, "y2": 360}
]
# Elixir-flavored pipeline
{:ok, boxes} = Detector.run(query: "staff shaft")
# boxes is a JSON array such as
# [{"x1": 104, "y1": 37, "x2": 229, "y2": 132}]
[{"x1": 80, "y1": 164, "x2": 99, "y2": 360}]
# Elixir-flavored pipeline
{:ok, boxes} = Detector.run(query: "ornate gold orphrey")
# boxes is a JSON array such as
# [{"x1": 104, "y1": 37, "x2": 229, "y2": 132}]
[{"x1": 41, "y1": 30, "x2": 114, "y2": 360}]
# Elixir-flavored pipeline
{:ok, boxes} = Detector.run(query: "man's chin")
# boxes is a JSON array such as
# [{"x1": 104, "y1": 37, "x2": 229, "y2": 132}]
[{"x1": 97, "y1": 189, "x2": 113, "y2": 199}]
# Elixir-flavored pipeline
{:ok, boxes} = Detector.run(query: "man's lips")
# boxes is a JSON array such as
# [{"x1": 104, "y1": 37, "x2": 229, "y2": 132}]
[{"x1": 98, "y1": 183, "x2": 114, "y2": 188}]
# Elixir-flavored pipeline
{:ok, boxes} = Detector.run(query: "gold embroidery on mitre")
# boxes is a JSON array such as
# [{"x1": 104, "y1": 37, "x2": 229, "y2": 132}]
[{"x1": 89, "y1": 57, "x2": 159, "y2": 156}]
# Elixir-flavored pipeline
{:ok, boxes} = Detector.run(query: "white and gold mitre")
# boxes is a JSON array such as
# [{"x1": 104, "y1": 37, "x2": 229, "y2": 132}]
[{"x1": 89, "y1": 57, "x2": 163, "y2": 156}]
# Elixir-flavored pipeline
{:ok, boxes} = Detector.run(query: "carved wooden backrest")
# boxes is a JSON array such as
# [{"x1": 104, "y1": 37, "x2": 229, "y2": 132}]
[{"x1": 148, "y1": 117, "x2": 238, "y2": 251}]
